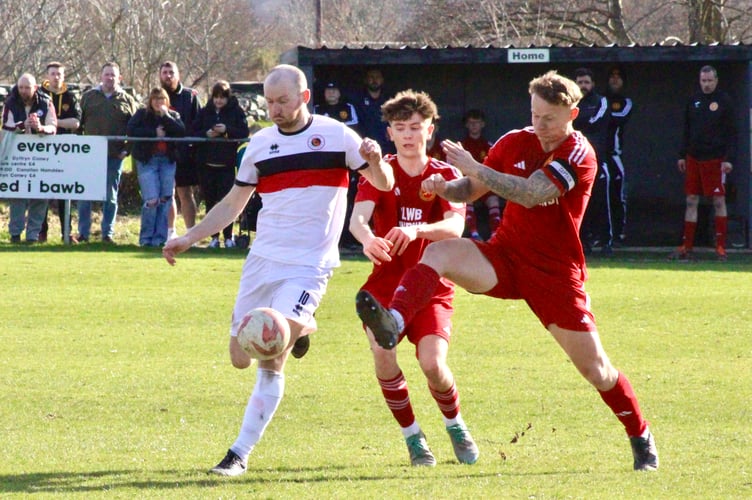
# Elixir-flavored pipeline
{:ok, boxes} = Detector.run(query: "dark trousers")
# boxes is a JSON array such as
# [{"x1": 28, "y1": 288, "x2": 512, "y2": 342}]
[
  {"x1": 199, "y1": 164, "x2": 235, "y2": 240},
  {"x1": 581, "y1": 160, "x2": 613, "y2": 248},
  {"x1": 607, "y1": 154, "x2": 627, "y2": 239},
  {"x1": 40, "y1": 200, "x2": 73, "y2": 238}
]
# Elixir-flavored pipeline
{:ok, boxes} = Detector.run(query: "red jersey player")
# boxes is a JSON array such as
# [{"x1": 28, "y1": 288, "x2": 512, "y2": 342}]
[
  {"x1": 356, "y1": 71, "x2": 658, "y2": 472},
  {"x1": 350, "y1": 90, "x2": 478, "y2": 467},
  {"x1": 459, "y1": 109, "x2": 502, "y2": 240}
]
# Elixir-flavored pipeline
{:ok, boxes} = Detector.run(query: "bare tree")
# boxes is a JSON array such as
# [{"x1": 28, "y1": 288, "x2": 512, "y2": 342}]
[
  {"x1": 2, "y1": 0, "x2": 751, "y2": 92},
  {"x1": 260, "y1": 0, "x2": 413, "y2": 47},
  {"x1": 0, "y1": 0, "x2": 272, "y2": 96},
  {"x1": 405, "y1": 0, "x2": 752, "y2": 47}
]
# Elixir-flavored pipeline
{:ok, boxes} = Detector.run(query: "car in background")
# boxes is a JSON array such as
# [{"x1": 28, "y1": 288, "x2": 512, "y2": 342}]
[{"x1": 229, "y1": 81, "x2": 267, "y2": 123}]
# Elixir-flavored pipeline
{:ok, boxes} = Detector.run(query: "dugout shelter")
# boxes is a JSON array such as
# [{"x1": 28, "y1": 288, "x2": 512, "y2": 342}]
[{"x1": 283, "y1": 44, "x2": 752, "y2": 248}]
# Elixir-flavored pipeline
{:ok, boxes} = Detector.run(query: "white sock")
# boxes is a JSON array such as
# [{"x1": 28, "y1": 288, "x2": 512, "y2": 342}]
[
  {"x1": 389, "y1": 308, "x2": 405, "y2": 333},
  {"x1": 230, "y1": 368, "x2": 285, "y2": 459},
  {"x1": 443, "y1": 412, "x2": 466, "y2": 428},
  {"x1": 400, "y1": 421, "x2": 421, "y2": 438}
]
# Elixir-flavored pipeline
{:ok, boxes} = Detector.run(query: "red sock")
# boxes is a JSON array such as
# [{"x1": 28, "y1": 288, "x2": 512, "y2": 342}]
[
  {"x1": 682, "y1": 221, "x2": 697, "y2": 249},
  {"x1": 378, "y1": 371, "x2": 415, "y2": 428},
  {"x1": 465, "y1": 206, "x2": 478, "y2": 234},
  {"x1": 598, "y1": 372, "x2": 648, "y2": 437},
  {"x1": 715, "y1": 216, "x2": 727, "y2": 248},
  {"x1": 429, "y1": 381, "x2": 460, "y2": 419},
  {"x1": 390, "y1": 263, "x2": 440, "y2": 327}
]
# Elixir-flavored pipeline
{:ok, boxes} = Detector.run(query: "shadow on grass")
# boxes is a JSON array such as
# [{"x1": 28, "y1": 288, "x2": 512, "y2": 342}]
[
  {"x1": 0, "y1": 464, "x2": 539, "y2": 493},
  {"x1": 0, "y1": 243, "x2": 248, "y2": 260},
  {"x1": 1, "y1": 243, "x2": 751, "y2": 270}
]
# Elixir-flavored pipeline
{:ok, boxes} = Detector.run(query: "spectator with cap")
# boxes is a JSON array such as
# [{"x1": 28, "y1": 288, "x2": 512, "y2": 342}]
[{"x1": 313, "y1": 81, "x2": 359, "y2": 127}]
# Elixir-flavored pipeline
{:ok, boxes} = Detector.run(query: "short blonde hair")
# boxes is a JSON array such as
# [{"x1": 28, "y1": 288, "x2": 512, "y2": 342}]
[{"x1": 529, "y1": 70, "x2": 582, "y2": 107}]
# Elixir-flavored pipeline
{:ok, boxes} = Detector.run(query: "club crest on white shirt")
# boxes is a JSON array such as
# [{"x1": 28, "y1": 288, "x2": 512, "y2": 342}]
[{"x1": 308, "y1": 135, "x2": 325, "y2": 150}]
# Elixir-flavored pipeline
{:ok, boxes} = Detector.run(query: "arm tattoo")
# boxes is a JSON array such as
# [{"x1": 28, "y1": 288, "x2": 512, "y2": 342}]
[
  {"x1": 475, "y1": 168, "x2": 561, "y2": 208},
  {"x1": 441, "y1": 177, "x2": 476, "y2": 202}
]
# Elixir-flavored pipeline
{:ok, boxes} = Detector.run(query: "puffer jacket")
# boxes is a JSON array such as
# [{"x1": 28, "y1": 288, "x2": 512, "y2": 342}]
[{"x1": 126, "y1": 108, "x2": 185, "y2": 163}]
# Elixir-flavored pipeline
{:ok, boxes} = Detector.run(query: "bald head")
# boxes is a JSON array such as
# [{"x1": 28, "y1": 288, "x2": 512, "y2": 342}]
[
  {"x1": 17, "y1": 73, "x2": 38, "y2": 104},
  {"x1": 264, "y1": 64, "x2": 307, "y2": 94},
  {"x1": 263, "y1": 64, "x2": 311, "y2": 133}
]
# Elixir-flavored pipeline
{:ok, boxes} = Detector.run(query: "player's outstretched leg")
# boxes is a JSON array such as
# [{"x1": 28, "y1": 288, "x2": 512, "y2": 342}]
[
  {"x1": 355, "y1": 290, "x2": 399, "y2": 349},
  {"x1": 446, "y1": 424, "x2": 479, "y2": 464},
  {"x1": 405, "y1": 431, "x2": 436, "y2": 467},
  {"x1": 209, "y1": 449, "x2": 247, "y2": 476},
  {"x1": 630, "y1": 429, "x2": 659, "y2": 471}
]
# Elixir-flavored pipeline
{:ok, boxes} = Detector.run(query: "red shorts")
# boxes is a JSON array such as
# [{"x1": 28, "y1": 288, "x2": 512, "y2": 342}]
[
  {"x1": 402, "y1": 301, "x2": 453, "y2": 359},
  {"x1": 685, "y1": 156, "x2": 725, "y2": 197},
  {"x1": 474, "y1": 240, "x2": 597, "y2": 332},
  {"x1": 361, "y1": 291, "x2": 453, "y2": 360}
]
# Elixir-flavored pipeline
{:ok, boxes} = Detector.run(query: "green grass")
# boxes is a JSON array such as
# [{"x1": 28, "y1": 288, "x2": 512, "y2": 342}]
[{"x1": 1, "y1": 244, "x2": 751, "y2": 499}]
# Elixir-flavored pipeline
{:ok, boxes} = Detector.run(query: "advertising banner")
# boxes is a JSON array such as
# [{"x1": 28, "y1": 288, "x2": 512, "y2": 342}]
[{"x1": 0, "y1": 134, "x2": 108, "y2": 201}]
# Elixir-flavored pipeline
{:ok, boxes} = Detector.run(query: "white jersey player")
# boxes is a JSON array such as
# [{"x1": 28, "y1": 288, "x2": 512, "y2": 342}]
[{"x1": 163, "y1": 64, "x2": 394, "y2": 476}]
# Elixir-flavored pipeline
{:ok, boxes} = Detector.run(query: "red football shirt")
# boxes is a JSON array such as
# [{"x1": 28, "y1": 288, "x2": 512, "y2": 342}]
[
  {"x1": 356, "y1": 155, "x2": 465, "y2": 303},
  {"x1": 461, "y1": 135, "x2": 491, "y2": 163},
  {"x1": 484, "y1": 127, "x2": 596, "y2": 279}
]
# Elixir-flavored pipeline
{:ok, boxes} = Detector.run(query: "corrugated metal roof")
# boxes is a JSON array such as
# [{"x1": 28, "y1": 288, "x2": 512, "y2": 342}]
[
  {"x1": 288, "y1": 42, "x2": 752, "y2": 65},
  {"x1": 302, "y1": 41, "x2": 752, "y2": 50}
]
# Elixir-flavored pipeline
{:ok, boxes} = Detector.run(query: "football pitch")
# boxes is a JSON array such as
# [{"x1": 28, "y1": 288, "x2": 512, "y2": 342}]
[{"x1": 1, "y1": 247, "x2": 750, "y2": 499}]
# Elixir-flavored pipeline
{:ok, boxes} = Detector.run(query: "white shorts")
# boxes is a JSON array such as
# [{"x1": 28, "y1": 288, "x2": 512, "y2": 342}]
[{"x1": 230, "y1": 254, "x2": 333, "y2": 337}]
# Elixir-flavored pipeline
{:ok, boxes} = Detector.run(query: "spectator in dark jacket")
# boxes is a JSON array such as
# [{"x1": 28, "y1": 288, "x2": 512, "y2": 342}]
[
  {"x1": 38, "y1": 61, "x2": 82, "y2": 242},
  {"x1": 2, "y1": 73, "x2": 57, "y2": 244},
  {"x1": 160, "y1": 61, "x2": 202, "y2": 237},
  {"x1": 127, "y1": 87, "x2": 185, "y2": 247},
  {"x1": 193, "y1": 80, "x2": 250, "y2": 248},
  {"x1": 573, "y1": 67, "x2": 613, "y2": 254}
]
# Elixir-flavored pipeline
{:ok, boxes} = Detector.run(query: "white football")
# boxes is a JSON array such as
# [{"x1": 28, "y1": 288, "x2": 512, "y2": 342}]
[{"x1": 236, "y1": 307, "x2": 291, "y2": 360}]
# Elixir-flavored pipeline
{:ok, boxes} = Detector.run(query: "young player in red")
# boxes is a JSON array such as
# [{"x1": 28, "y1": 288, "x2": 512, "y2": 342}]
[
  {"x1": 356, "y1": 71, "x2": 659, "y2": 472},
  {"x1": 350, "y1": 90, "x2": 477, "y2": 466}
]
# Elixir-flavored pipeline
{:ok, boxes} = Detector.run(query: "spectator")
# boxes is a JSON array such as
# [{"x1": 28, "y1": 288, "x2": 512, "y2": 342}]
[
  {"x1": 313, "y1": 81, "x2": 359, "y2": 126},
  {"x1": 670, "y1": 65, "x2": 737, "y2": 262},
  {"x1": 160, "y1": 61, "x2": 202, "y2": 239},
  {"x1": 459, "y1": 109, "x2": 501, "y2": 240},
  {"x1": 351, "y1": 89, "x2": 478, "y2": 467},
  {"x1": 127, "y1": 87, "x2": 186, "y2": 247},
  {"x1": 605, "y1": 65, "x2": 633, "y2": 246},
  {"x1": 38, "y1": 61, "x2": 81, "y2": 242},
  {"x1": 574, "y1": 67, "x2": 613, "y2": 255},
  {"x1": 193, "y1": 80, "x2": 250, "y2": 248},
  {"x1": 353, "y1": 68, "x2": 395, "y2": 154},
  {"x1": 314, "y1": 80, "x2": 361, "y2": 251},
  {"x1": 1, "y1": 73, "x2": 57, "y2": 244},
  {"x1": 77, "y1": 62, "x2": 140, "y2": 244}
]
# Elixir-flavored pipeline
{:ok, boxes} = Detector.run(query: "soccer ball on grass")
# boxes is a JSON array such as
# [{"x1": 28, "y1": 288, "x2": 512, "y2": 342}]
[{"x1": 236, "y1": 307, "x2": 291, "y2": 360}]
